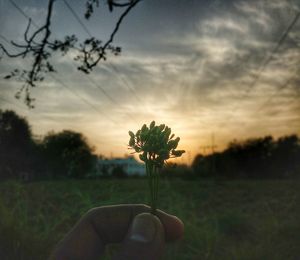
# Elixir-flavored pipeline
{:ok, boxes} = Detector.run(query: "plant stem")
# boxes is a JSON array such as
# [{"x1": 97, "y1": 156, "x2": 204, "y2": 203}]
[
  {"x1": 155, "y1": 165, "x2": 159, "y2": 212},
  {"x1": 152, "y1": 164, "x2": 159, "y2": 215},
  {"x1": 146, "y1": 162, "x2": 153, "y2": 211}
]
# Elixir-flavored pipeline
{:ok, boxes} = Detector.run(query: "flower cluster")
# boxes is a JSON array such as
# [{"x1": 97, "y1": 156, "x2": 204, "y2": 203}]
[{"x1": 128, "y1": 121, "x2": 185, "y2": 167}]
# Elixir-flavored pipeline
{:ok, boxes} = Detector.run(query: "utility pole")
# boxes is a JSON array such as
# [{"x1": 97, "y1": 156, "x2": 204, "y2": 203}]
[
  {"x1": 199, "y1": 145, "x2": 211, "y2": 155},
  {"x1": 211, "y1": 133, "x2": 217, "y2": 154},
  {"x1": 199, "y1": 134, "x2": 217, "y2": 156},
  {"x1": 199, "y1": 133, "x2": 218, "y2": 179},
  {"x1": 187, "y1": 151, "x2": 192, "y2": 165}
]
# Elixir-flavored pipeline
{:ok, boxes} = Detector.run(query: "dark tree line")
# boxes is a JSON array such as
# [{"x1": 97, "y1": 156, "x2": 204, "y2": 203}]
[
  {"x1": 0, "y1": 110, "x2": 96, "y2": 181},
  {"x1": 193, "y1": 135, "x2": 300, "y2": 179},
  {"x1": 1, "y1": 109, "x2": 299, "y2": 181}
]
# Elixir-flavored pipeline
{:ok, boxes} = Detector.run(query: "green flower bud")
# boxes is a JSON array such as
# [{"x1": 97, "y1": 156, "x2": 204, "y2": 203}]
[
  {"x1": 129, "y1": 136, "x2": 135, "y2": 146},
  {"x1": 173, "y1": 137, "x2": 180, "y2": 149},
  {"x1": 165, "y1": 128, "x2": 171, "y2": 139},
  {"x1": 159, "y1": 124, "x2": 165, "y2": 131},
  {"x1": 150, "y1": 121, "x2": 155, "y2": 129},
  {"x1": 154, "y1": 126, "x2": 160, "y2": 134},
  {"x1": 141, "y1": 124, "x2": 147, "y2": 132},
  {"x1": 136, "y1": 130, "x2": 141, "y2": 143},
  {"x1": 167, "y1": 140, "x2": 176, "y2": 149},
  {"x1": 129, "y1": 131, "x2": 135, "y2": 138}
]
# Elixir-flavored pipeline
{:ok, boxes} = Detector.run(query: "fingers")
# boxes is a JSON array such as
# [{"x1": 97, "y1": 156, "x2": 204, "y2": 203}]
[
  {"x1": 132, "y1": 205, "x2": 184, "y2": 242},
  {"x1": 87, "y1": 204, "x2": 184, "y2": 244},
  {"x1": 112, "y1": 213, "x2": 165, "y2": 260},
  {"x1": 50, "y1": 214, "x2": 105, "y2": 260},
  {"x1": 51, "y1": 204, "x2": 184, "y2": 260}
]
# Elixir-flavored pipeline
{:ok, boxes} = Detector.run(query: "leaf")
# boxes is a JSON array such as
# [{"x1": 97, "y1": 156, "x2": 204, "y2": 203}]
[
  {"x1": 172, "y1": 150, "x2": 185, "y2": 157},
  {"x1": 129, "y1": 131, "x2": 135, "y2": 138},
  {"x1": 167, "y1": 140, "x2": 176, "y2": 149},
  {"x1": 129, "y1": 137, "x2": 135, "y2": 147},
  {"x1": 141, "y1": 124, "x2": 147, "y2": 132},
  {"x1": 159, "y1": 124, "x2": 165, "y2": 131}
]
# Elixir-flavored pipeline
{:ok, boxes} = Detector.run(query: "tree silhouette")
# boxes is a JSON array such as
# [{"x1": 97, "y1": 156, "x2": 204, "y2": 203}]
[
  {"x1": 226, "y1": 136, "x2": 274, "y2": 178},
  {"x1": 192, "y1": 135, "x2": 300, "y2": 179},
  {"x1": 42, "y1": 130, "x2": 96, "y2": 178},
  {"x1": 0, "y1": 110, "x2": 34, "y2": 179},
  {"x1": 272, "y1": 135, "x2": 300, "y2": 177},
  {"x1": 0, "y1": 0, "x2": 141, "y2": 107}
]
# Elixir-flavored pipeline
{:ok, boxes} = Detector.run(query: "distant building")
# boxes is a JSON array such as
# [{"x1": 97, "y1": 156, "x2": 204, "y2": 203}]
[{"x1": 96, "y1": 156, "x2": 146, "y2": 177}]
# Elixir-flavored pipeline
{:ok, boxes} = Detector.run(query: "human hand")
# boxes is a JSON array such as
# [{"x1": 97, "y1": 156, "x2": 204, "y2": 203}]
[{"x1": 51, "y1": 204, "x2": 184, "y2": 260}]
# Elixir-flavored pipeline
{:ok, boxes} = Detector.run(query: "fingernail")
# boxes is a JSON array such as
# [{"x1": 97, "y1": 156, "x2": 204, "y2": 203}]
[{"x1": 129, "y1": 214, "x2": 156, "y2": 243}]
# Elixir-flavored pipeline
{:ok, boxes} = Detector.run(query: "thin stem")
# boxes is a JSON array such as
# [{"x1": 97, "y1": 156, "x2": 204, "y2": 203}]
[
  {"x1": 152, "y1": 163, "x2": 156, "y2": 214},
  {"x1": 151, "y1": 163, "x2": 156, "y2": 214},
  {"x1": 155, "y1": 166, "x2": 159, "y2": 212},
  {"x1": 151, "y1": 164, "x2": 160, "y2": 215},
  {"x1": 146, "y1": 161, "x2": 155, "y2": 213}
]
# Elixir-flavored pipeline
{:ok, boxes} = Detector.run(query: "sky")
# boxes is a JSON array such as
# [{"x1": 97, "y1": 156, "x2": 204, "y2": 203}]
[{"x1": 0, "y1": 0, "x2": 300, "y2": 164}]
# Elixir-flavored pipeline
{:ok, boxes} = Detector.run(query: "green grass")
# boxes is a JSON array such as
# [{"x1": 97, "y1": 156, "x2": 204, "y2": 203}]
[{"x1": 0, "y1": 179, "x2": 299, "y2": 259}]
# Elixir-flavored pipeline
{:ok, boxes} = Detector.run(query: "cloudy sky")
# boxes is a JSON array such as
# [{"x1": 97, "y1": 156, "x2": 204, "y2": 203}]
[{"x1": 0, "y1": 0, "x2": 299, "y2": 163}]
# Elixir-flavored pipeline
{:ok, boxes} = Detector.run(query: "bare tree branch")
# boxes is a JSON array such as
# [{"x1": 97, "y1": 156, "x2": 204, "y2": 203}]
[
  {"x1": 0, "y1": 0, "x2": 141, "y2": 108},
  {"x1": 76, "y1": 0, "x2": 140, "y2": 73}
]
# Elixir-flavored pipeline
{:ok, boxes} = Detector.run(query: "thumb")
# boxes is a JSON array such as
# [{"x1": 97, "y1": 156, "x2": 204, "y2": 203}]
[{"x1": 113, "y1": 213, "x2": 165, "y2": 260}]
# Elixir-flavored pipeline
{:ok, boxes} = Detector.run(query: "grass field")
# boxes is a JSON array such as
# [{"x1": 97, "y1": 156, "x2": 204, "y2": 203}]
[{"x1": 0, "y1": 179, "x2": 299, "y2": 260}]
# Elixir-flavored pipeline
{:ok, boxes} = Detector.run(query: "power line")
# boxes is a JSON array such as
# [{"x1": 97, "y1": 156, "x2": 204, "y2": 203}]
[
  {"x1": 244, "y1": 11, "x2": 300, "y2": 96},
  {"x1": 82, "y1": 70, "x2": 139, "y2": 124},
  {"x1": 60, "y1": 1, "x2": 122, "y2": 105},
  {"x1": 244, "y1": 75, "x2": 299, "y2": 126},
  {"x1": 50, "y1": 75, "x2": 120, "y2": 125},
  {"x1": 0, "y1": 34, "x2": 10, "y2": 45},
  {"x1": 254, "y1": 78, "x2": 294, "y2": 115},
  {"x1": 84, "y1": 76, "x2": 116, "y2": 103},
  {"x1": 106, "y1": 62, "x2": 145, "y2": 104},
  {"x1": 62, "y1": 0, "x2": 93, "y2": 38},
  {"x1": 221, "y1": 79, "x2": 299, "y2": 130},
  {"x1": 8, "y1": 0, "x2": 39, "y2": 27},
  {"x1": 62, "y1": 0, "x2": 146, "y2": 105},
  {"x1": 82, "y1": 71, "x2": 139, "y2": 124},
  {"x1": 62, "y1": 0, "x2": 140, "y2": 123},
  {"x1": 219, "y1": 10, "x2": 300, "y2": 128}
]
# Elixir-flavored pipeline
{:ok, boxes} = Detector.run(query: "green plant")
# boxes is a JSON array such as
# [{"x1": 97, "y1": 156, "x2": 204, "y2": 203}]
[{"x1": 128, "y1": 121, "x2": 185, "y2": 213}]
